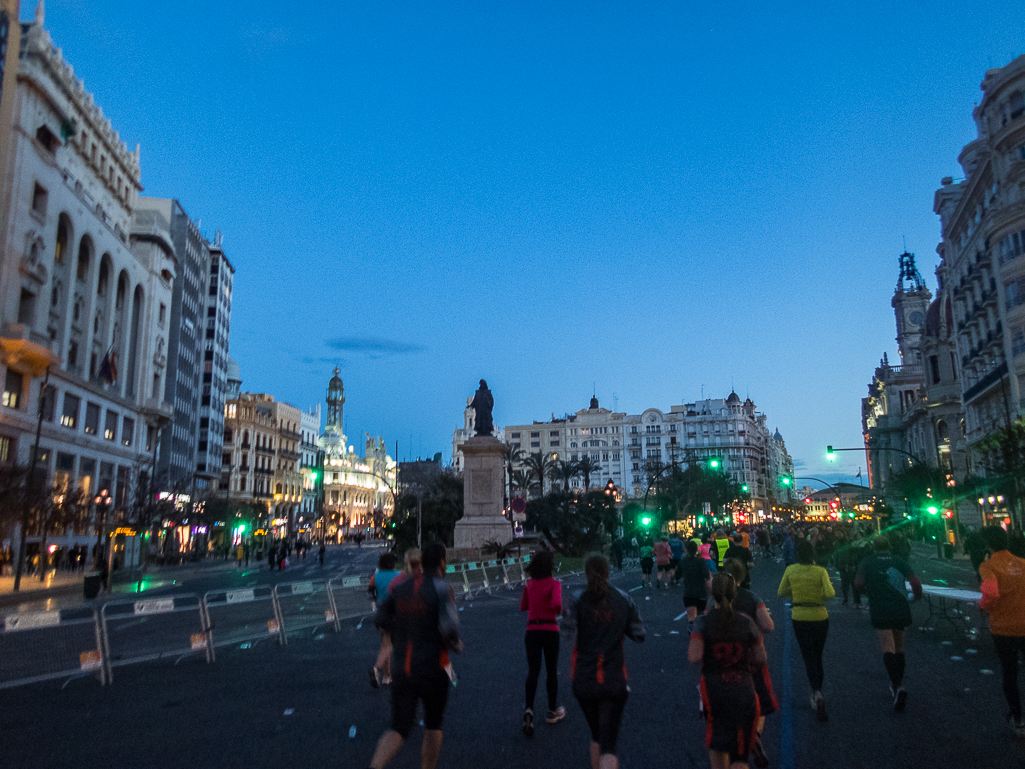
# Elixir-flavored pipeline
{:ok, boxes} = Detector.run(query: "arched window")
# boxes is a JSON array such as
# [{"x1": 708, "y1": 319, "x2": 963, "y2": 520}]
[
  {"x1": 97, "y1": 260, "x2": 109, "y2": 296},
  {"x1": 936, "y1": 420, "x2": 949, "y2": 442},
  {"x1": 55, "y1": 219, "x2": 68, "y2": 264},
  {"x1": 76, "y1": 239, "x2": 90, "y2": 282}
]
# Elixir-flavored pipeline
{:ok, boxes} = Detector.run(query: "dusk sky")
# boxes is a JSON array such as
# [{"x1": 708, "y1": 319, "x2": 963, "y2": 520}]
[{"x1": 35, "y1": 1, "x2": 1025, "y2": 485}]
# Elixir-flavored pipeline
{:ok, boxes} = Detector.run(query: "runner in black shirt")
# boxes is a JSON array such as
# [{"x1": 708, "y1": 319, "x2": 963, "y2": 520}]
[
  {"x1": 680, "y1": 540, "x2": 712, "y2": 624},
  {"x1": 689, "y1": 572, "x2": 766, "y2": 769}
]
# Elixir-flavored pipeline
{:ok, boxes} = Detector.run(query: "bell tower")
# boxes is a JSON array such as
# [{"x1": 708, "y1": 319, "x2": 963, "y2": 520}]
[
  {"x1": 326, "y1": 367, "x2": 345, "y2": 431},
  {"x1": 891, "y1": 251, "x2": 931, "y2": 364}
]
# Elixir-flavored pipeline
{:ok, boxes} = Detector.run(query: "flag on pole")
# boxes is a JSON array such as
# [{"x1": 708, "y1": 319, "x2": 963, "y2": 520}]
[
  {"x1": 98, "y1": 348, "x2": 118, "y2": 384},
  {"x1": 856, "y1": 468, "x2": 861, "y2": 478}
]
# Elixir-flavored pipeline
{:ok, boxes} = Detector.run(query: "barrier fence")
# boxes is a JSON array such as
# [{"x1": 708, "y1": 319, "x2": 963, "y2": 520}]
[
  {"x1": 273, "y1": 580, "x2": 340, "y2": 644},
  {"x1": 0, "y1": 555, "x2": 538, "y2": 689},
  {"x1": 100, "y1": 594, "x2": 211, "y2": 682},
  {"x1": 0, "y1": 606, "x2": 106, "y2": 689}
]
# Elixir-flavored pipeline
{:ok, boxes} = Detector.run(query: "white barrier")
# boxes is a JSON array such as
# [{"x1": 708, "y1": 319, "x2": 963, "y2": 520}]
[
  {"x1": 272, "y1": 580, "x2": 340, "y2": 644},
  {"x1": 0, "y1": 606, "x2": 106, "y2": 688}
]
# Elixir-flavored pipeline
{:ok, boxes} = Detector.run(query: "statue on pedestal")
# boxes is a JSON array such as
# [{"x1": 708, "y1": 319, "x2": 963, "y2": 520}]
[{"x1": 470, "y1": 379, "x2": 494, "y2": 437}]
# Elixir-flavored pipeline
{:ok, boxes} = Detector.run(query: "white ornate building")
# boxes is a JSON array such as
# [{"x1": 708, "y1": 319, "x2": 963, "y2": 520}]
[
  {"x1": 319, "y1": 369, "x2": 395, "y2": 540},
  {"x1": 0, "y1": 6, "x2": 174, "y2": 550},
  {"x1": 497, "y1": 393, "x2": 795, "y2": 509}
]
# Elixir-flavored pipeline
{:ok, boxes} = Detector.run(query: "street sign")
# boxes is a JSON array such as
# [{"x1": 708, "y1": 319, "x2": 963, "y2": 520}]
[
  {"x1": 511, "y1": 497, "x2": 526, "y2": 514},
  {"x1": 514, "y1": 523, "x2": 524, "y2": 538},
  {"x1": 512, "y1": 511, "x2": 526, "y2": 523}
]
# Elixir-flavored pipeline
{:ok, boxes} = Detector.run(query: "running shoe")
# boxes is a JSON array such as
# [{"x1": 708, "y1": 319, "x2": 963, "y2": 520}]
[
  {"x1": 369, "y1": 666, "x2": 380, "y2": 689},
  {"x1": 546, "y1": 706, "x2": 567, "y2": 724},
  {"x1": 1008, "y1": 714, "x2": 1025, "y2": 736},
  {"x1": 751, "y1": 734, "x2": 769, "y2": 768},
  {"x1": 893, "y1": 687, "x2": 907, "y2": 713},
  {"x1": 522, "y1": 709, "x2": 534, "y2": 737},
  {"x1": 814, "y1": 691, "x2": 828, "y2": 722}
]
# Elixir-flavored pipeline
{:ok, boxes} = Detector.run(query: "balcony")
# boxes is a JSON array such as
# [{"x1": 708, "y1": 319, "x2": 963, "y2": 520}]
[
  {"x1": 963, "y1": 361, "x2": 1009, "y2": 403},
  {"x1": 280, "y1": 429, "x2": 301, "y2": 441},
  {"x1": 0, "y1": 322, "x2": 60, "y2": 376},
  {"x1": 256, "y1": 446, "x2": 275, "y2": 455},
  {"x1": 280, "y1": 448, "x2": 300, "y2": 460},
  {"x1": 255, "y1": 467, "x2": 273, "y2": 476}
]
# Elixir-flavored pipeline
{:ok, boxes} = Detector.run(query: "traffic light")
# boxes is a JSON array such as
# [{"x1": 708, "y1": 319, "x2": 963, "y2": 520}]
[
  {"x1": 780, "y1": 476, "x2": 792, "y2": 486},
  {"x1": 238, "y1": 523, "x2": 246, "y2": 533},
  {"x1": 944, "y1": 510, "x2": 954, "y2": 519},
  {"x1": 804, "y1": 497, "x2": 812, "y2": 504},
  {"x1": 309, "y1": 470, "x2": 318, "y2": 482},
  {"x1": 829, "y1": 500, "x2": 838, "y2": 511},
  {"x1": 926, "y1": 505, "x2": 939, "y2": 516},
  {"x1": 708, "y1": 458, "x2": 721, "y2": 469},
  {"x1": 826, "y1": 445, "x2": 835, "y2": 462},
  {"x1": 698, "y1": 516, "x2": 705, "y2": 524},
  {"x1": 740, "y1": 484, "x2": 749, "y2": 493}
]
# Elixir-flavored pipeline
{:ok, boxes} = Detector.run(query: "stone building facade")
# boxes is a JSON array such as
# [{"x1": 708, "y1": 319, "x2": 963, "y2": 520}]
[{"x1": 0, "y1": 8, "x2": 174, "y2": 550}]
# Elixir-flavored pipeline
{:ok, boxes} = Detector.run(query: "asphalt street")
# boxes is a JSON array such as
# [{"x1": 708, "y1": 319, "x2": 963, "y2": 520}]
[{"x1": 0, "y1": 545, "x2": 1023, "y2": 768}]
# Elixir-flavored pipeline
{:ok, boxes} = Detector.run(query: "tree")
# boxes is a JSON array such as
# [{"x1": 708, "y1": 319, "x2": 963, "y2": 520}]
[
  {"x1": 526, "y1": 490, "x2": 618, "y2": 556},
  {"x1": 510, "y1": 469, "x2": 532, "y2": 496},
  {"x1": 391, "y1": 470, "x2": 464, "y2": 551},
  {"x1": 577, "y1": 456, "x2": 602, "y2": 492},
  {"x1": 503, "y1": 443, "x2": 525, "y2": 503},
  {"x1": 553, "y1": 459, "x2": 579, "y2": 492},
  {"x1": 523, "y1": 452, "x2": 556, "y2": 497},
  {"x1": 976, "y1": 419, "x2": 1025, "y2": 530}
]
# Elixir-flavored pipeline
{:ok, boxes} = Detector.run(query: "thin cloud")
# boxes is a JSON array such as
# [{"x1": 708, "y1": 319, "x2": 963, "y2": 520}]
[{"x1": 326, "y1": 337, "x2": 426, "y2": 356}]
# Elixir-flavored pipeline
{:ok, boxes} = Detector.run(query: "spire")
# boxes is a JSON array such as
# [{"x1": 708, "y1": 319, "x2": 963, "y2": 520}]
[
  {"x1": 34, "y1": 0, "x2": 44, "y2": 26},
  {"x1": 133, "y1": 143, "x2": 140, "y2": 167}
]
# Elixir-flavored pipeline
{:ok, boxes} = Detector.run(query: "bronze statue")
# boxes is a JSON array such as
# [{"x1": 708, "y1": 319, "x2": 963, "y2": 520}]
[{"x1": 470, "y1": 379, "x2": 494, "y2": 436}]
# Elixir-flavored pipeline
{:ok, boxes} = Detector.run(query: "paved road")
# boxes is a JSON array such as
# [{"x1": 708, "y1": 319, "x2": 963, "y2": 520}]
[{"x1": 0, "y1": 547, "x2": 1022, "y2": 768}]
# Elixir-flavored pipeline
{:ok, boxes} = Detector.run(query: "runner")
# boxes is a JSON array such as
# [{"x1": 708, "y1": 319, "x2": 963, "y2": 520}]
[
  {"x1": 777, "y1": 538, "x2": 834, "y2": 722},
  {"x1": 680, "y1": 540, "x2": 712, "y2": 626},
  {"x1": 855, "y1": 536, "x2": 922, "y2": 712},
  {"x1": 724, "y1": 534, "x2": 755, "y2": 589},
  {"x1": 562, "y1": 554, "x2": 646, "y2": 769},
  {"x1": 519, "y1": 549, "x2": 565, "y2": 737},
  {"x1": 698, "y1": 541, "x2": 718, "y2": 574},
  {"x1": 978, "y1": 525, "x2": 1025, "y2": 735},
  {"x1": 688, "y1": 572, "x2": 766, "y2": 769},
  {"x1": 723, "y1": 558, "x2": 776, "y2": 768},
  {"x1": 715, "y1": 529, "x2": 730, "y2": 568},
  {"x1": 654, "y1": 536, "x2": 673, "y2": 589},
  {"x1": 367, "y1": 542, "x2": 461, "y2": 769},
  {"x1": 639, "y1": 539, "x2": 655, "y2": 588},
  {"x1": 369, "y1": 552, "x2": 403, "y2": 688},
  {"x1": 669, "y1": 532, "x2": 685, "y2": 586}
]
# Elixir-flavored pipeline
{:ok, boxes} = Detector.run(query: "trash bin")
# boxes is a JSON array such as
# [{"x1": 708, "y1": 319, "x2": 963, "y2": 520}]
[
  {"x1": 83, "y1": 571, "x2": 102, "y2": 599},
  {"x1": 943, "y1": 543, "x2": 954, "y2": 560}
]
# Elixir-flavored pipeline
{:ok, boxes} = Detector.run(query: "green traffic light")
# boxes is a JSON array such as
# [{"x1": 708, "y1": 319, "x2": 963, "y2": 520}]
[
  {"x1": 709, "y1": 458, "x2": 720, "y2": 469},
  {"x1": 781, "y1": 477, "x2": 791, "y2": 486},
  {"x1": 826, "y1": 445, "x2": 835, "y2": 462},
  {"x1": 927, "y1": 505, "x2": 939, "y2": 515},
  {"x1": 238, "y1": 523, "x2": 246, "y2": 533},
  {"x1": 741, "y1": 484, "x2": 749, "y2": 493},
  {"x1": 641, "y1": 516, "x2": 652, "y2": 526}
]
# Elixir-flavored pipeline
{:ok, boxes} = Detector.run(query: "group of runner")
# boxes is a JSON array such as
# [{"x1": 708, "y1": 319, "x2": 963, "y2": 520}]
[{"x1": 362, "y1": 521, "x2": 1025, "y2": 769}]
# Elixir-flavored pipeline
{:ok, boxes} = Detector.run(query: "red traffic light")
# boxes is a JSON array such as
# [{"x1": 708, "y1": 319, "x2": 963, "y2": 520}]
[
  {"x1": 804, "y1": 497, "x2": 811, "y2": 504},
  {"x1": 829, "y1": 501, "x2": 838, "y2": 510},
  {"x1": 944, "y1": 510, "x2": 954, "y2": 519}
]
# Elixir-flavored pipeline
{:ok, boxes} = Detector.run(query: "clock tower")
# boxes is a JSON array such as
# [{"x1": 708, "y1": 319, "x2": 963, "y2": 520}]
[{"x1": 891, "y1": 251, "x2": 931, "y2": 365}]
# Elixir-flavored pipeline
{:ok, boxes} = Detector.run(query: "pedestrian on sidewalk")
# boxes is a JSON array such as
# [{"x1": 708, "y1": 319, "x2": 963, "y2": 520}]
[
  {"x1": 366, "y1": 542, "x2": 461, "y2": 769},
  {"x1": 519, "y1": 549, "x2": 565, "y2": 737},
  {"x1": 855, "y1": 536, "x2": 922, "y2": 712},
  {"x1": 777, "y1": 539, "x2": 834, "y2": 722},
  {"x1": 562, "y1": 554, "x2": 645, "y2": 769},
  {"x1": 978, "y1": 525, "x2": 1025, "y2": 735},
  {"x1": 689, "y1": 571, "x2": 766, "y2": 769}
]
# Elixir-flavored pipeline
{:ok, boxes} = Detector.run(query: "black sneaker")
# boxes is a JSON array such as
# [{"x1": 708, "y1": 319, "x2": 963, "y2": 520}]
[
  {"x1": 522, "y1": 709, "x2": 534, "y2": 737},
  {"x1": 815, "y1": 692, "x2": 828, "y2": 722},
  {"x1": 894, "y1": 688, "x2": 907, "y2": 713}
]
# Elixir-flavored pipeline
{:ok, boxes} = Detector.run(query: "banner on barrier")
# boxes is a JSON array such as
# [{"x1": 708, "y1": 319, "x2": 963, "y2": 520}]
[
  {"x1": 4, "y1": 611, "x2": 60, "y2": 632},
  {"x1": 79, "y1": 650, "x2": 102, "y2": 671},
  {"x1": 134, "y1": 599, "x2": 174, "y2": 616},
  {"x1": 225, "y1": 590, "x2": 255, "y2": 604}
]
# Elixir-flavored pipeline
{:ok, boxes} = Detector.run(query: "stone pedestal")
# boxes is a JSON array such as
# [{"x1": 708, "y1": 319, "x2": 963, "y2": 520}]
[{"x1": 452, "y1": 435, "x2": 511, "y2": 561}]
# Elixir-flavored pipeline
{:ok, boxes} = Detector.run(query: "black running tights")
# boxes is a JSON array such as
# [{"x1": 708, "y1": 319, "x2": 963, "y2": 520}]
[
  {"x1": 792, "y1": 619, "x2": 829, "y2": 692},
  {"x1": 993, "y1": 634, "x2": 1025, "y2": 720},
  {"x1": 525, "y1": 629, "x2": 560, "y2": 711}
]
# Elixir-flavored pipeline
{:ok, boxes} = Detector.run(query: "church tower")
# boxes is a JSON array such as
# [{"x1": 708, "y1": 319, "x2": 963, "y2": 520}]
[
  {"x1": 326, "y1": 367, "x2": 345, "y2": 431},
  {"x1": 891, "y1": 251, "x2": 931, "y2": 364}
]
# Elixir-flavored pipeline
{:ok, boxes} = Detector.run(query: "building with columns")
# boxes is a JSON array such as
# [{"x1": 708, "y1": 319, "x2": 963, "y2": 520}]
[
  {"x1": 0, "y1": 6, "x2": 174, "y2": 552},
  {"x1": 318, "y1": 368, "x2": 395, "y2": 540}
]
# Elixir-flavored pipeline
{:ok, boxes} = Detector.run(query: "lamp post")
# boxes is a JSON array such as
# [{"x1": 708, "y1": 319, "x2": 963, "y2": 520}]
[{"x1": 13, "y1": 366, "x2": 51, "y2": 592}]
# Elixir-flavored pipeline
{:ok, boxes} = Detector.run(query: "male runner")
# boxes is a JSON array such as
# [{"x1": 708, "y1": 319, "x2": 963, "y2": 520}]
[
  {"x1": 367, "y1": 542, "x2": 462, "y2": 769},
  {"x1": 979, "y1": 525, "x2": 1025, "y2": 734}
]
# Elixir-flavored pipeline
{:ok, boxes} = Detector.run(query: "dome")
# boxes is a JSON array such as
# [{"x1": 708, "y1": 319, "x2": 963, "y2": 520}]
[
  {"x1": 773, "y1": 428, "x2": 784, "y2": 442},
  {"x1": 226, "y1": 357, "x2": 241, "y2": 384},
  {"x1": 329, "y1": 366, "x2": 343, "y2": 390},
  {"x1": 726, "y1": 391, "x2": 741, "y2": 405}
]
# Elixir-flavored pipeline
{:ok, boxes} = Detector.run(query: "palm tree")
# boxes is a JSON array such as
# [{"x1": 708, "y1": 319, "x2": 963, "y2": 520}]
[
  {"x1": 511, "y1": 469, "x2": 532, "y2": 496},
  {"x1": 523, "y1": 452, "x2": 557, "y2": 497},
  {"x1": 554, "y1": 459, "x2": 580, "y2": 492},
  {"x1": 577, "y1": 455, "x2": 602, "y2": 492},
  {"x1": 503, "y1": 443, "x2": 525, "y2": 504}
]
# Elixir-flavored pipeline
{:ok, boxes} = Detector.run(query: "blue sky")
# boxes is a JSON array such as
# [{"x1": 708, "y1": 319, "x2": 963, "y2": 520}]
[{"x1": 34, "y1": 1, "x2": 1025, "y2": 483}]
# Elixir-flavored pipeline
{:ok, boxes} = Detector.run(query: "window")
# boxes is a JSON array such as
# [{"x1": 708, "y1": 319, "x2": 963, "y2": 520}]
[
  {"x1": 550, "y1": 441, "x2": 560, "y2": 447},
  {"x1": 158, "y1": 303, "x2": 166, "y2": 324},
  {"x1": 31, "y1": 182, "x2": 47, "y2": 216},
  {"x1": 122, "y1": 417, "x2": 134, "y2": 447},
  {"x1": 549, "y1": 431, "x2": 559, "y2": 437},
  {"x1": 84, "y1": 402, "x2": 100, "y2": 434},
  {"x1": 17, "y1": 288, "x2": 35, "y2": 324},
  {"x1": 510, "y1": 432, "x2": 520, "y2": 439},
  {"x1": 0, "y1": 435, "x2": 11, "y2": 462},
  {"x1": 103, "y1": 411, "x2": 118, "y2": 441},
  {"x1": 60, "y1": 393, "x2": 80, "y2": 427},
  {"x1": 3, "y1": 370, "x2": 23, "y2": 408},
  {"x1": 530, "y1": 432, "x2": 539, "y2": 438},
  {"x1": 531, "y1": 441, "x2": 540, "y2": 448},
  {"x1": 1014, "y1": 328, "x2": 1025, "y2": 357},
  {"x1": 35, "y1": 124, "x2": 60, "y2": 153},
  {"x1": 1006, "y1": 277, "x2": 1025, "y2": 309}
]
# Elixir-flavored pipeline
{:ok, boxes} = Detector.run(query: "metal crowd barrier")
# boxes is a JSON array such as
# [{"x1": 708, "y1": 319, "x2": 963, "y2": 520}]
[
  {"x1": 203, "y1": 586, "x2": 278, "y2": 654},
  {"x1": 100, "y1": 594, "x2": 211, "y2": 682},
  {"x1": 0, "y1": 607, "x2": 106, "y2": 688},
  {"x1": 329, "y1": 575, "x2": 374, "y2": 621},
  {"x1": 445, "y1": 563, "x2": 470, "y2": 596},
  {"x1": 483, "y1": 560, "x2": 509, "y2": 589},
  {"x1": 272, "y1": 580, "x2": 340, "y2": 644}
]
